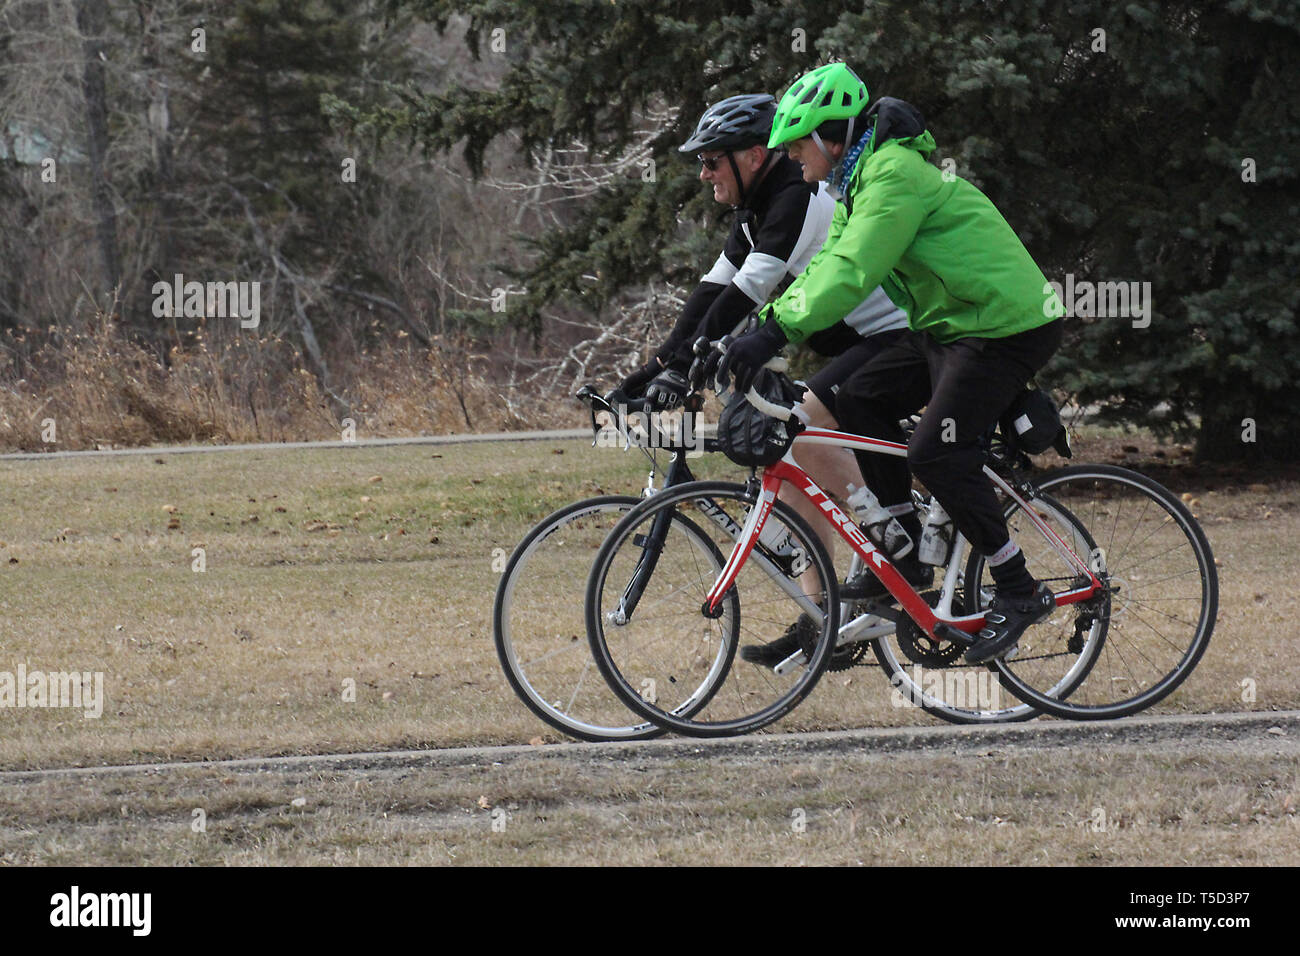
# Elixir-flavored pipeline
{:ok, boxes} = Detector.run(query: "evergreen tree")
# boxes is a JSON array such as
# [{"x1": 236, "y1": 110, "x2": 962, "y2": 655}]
[
  {"x1": 183, "y1": 0, "x2": 381, "y2": 279},
  {"x1": 350, "y1": 0, "x2": 1300, "y2": 461}
]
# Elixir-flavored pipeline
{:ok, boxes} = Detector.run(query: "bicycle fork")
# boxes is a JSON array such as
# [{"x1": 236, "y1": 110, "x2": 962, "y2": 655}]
[{"x1": 607, "y1": 506, "x2": 677, "y2": 626}]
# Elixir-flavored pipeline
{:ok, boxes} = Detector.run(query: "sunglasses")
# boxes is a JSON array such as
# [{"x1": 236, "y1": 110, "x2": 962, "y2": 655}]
[{"x1": 698, "y1": 152, "x2": 732, "y2": 171}]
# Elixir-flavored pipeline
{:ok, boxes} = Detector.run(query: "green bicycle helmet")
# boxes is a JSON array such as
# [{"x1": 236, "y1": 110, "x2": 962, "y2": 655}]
[{"x1": 768, "y1": 63, "x2": 869, "y2": 149}]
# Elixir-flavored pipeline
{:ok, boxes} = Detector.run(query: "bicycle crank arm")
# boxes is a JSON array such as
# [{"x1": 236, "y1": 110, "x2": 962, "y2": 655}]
[
  {"x1": 773, "y1": 651, "x2": 808, "y2": 677},
  {"x1": 837, "y1": 615, "x2": 894, "y2": 647},
  {"x1": 932, "y1": 622, "x2": 977, "y2": 647}
]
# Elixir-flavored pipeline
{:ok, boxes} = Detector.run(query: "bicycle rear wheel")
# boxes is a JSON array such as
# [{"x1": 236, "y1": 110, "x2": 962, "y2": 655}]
[
  {"x1": 585, "y1": 480, "x2": 839, "y2": 737},
  {"x1": 988, "y1": 465, "x2": 1217, "y2": 719},
  {"x1": 871, "y1": 491, "x2": 1096, "y2": 723},
  {"x1": 494, "y1": 496, "x2": 730, "y2": 741}
]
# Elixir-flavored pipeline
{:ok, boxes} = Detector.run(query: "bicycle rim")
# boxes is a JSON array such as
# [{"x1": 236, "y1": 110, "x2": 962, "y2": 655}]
[
  {"x1": 958, "y1": 490, "x2": 1103, "y2": 718},
  {"x1": 494, "y1": 497, "x2": 666, "y2": 741},
  {"x1": 586, "y1": 480, "x2": 839, "y2": 737},
  {"x1": 993, "y1": 465, "x2": 1217, "y2": 719}
]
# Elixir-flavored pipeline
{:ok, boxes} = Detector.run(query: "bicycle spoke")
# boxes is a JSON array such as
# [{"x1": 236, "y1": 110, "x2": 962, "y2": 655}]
[
  {"x1": 587, "y1": 481, "x2": 839, "y2": 736},
  {"x1": 991, "y1": 466, "x2": 1215, "y2": 719}
]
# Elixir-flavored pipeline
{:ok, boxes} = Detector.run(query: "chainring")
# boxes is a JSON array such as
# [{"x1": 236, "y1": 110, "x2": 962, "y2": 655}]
[
  {"x1": 828, "y1": 639, "x2": 872, "y2": 672},
  {"x1": 896, "y1": 589, "x2": 966, "y2": 666},
  {"x1": 791, "y1": 613, "x2": 874, "y2": 671}
]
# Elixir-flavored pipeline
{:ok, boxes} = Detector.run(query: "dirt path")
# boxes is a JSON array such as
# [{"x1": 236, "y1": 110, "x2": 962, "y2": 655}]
[
  {"x1": 3, "y1": 711, "x2": 1295, "y2": 865},
  {"x1": 3, "y1": 708, "x2": 1295, "y2": 781}
]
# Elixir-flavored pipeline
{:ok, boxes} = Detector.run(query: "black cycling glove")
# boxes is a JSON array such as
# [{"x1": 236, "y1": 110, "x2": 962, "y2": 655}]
[
  {"x1": 719, "y1": 320, "x2": 788, "y2": 394},
  {"x1": 645, "y1": 368, "x2": 689, "y2": 410},
  {"x1": 618, "y1": 359, "x2": 663, "y2": 398}
]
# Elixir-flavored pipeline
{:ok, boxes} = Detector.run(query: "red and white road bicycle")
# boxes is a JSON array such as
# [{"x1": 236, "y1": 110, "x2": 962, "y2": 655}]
[{"x1": 584, "y1": 348, "x2": 1218, "y2": 737}]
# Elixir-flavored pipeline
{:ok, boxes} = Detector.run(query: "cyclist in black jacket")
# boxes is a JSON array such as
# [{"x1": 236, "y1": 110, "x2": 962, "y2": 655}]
[
  {"x1": 622, "y1": 94, "x2": 907, "y2": 414},
  {"x1": 620, "y1": 95, "x2": 912, "y2": 658}
]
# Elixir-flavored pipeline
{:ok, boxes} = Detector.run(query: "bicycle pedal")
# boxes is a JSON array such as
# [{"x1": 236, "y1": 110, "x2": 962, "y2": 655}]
[{"x1": 933, "y1": 622, "x2": 976, "y2": 647}]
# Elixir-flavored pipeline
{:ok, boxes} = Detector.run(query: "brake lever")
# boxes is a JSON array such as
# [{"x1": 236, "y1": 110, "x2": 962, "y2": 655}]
[
  {"x1": 687, "y1": 336, "x2": 711, "y2": 392},
  {"x1": 710, "y1": 336, "x2": 735, "y2": 394}
]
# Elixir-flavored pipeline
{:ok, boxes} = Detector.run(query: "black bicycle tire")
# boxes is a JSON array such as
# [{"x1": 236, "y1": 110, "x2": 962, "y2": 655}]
[
  {"x1": 585, "y1": 480, "x2": 839, "y2": 737},
  {"x1": 992, "y1": 464, "x2": 1218, "y2": 719},
  {"x1": 494, "y1": 495, "x2": 733, "y2": 741}
]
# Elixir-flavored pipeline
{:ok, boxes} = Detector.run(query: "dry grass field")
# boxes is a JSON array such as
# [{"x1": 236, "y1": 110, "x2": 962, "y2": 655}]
[{"x1": 0, "y1": 427, "x2": 1296, "y2": 864}]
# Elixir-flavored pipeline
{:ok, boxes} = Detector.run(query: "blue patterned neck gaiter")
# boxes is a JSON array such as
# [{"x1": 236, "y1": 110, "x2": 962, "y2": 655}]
[{"x1": 826, "y1": 125, "x2": 875, "y2": 200}]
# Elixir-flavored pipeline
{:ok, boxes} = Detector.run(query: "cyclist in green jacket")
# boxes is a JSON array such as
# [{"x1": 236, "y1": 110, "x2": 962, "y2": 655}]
[{"x1": 718, "y1": 62, "x2": 1065, "y2": 664}]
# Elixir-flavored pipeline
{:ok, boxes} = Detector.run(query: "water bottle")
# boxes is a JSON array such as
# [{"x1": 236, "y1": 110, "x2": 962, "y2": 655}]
[
  {"x1": 758, "y1": 517, "x2": 796, "y2": 557},
  {"x1": 845, "y1": 483, "x2": 913, "y2": 559},
  {"x1": 918, "y1": 499, "x2": 954, "y2": 566}
]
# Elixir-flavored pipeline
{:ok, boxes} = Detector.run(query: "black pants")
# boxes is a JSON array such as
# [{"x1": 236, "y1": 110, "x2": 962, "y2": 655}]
[
  {"x1": 833, "y1": 319, "x2": 1063, "y2": 557},
  {"x1": 802, "y1": 328, "x2": 909, "y2": 410}
]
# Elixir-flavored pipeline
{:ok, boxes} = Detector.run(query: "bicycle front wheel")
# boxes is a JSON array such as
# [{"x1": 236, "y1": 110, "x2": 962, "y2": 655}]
[
  {"x1": 496, "y1": 496, "x2": 724, "y2": 742},
  {"x1": 989, "y1": 464, "x2": 1218, "y2": 720},
  {"x1": 586, "y1": 480, "x2": 840, "y2": 737}
]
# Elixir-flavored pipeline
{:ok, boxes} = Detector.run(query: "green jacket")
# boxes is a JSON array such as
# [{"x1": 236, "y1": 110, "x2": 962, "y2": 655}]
[{"x1": 770, "y1": 114, "x2": 1061, "y2": 345}]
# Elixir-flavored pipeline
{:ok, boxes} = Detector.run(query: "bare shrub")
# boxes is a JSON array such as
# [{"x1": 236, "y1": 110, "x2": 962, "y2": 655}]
[{"x1": 0, "y1": 313, "x2": 584, "y2": 451}]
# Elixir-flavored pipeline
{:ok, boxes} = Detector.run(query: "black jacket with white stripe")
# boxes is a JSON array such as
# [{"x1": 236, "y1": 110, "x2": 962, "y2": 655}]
[{"x1": 655, "y1": 153, "x2": 906, "y2": 371}]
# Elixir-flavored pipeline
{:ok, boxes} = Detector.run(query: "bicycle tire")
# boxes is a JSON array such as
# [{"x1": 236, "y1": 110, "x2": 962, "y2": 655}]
[
  {"x1": 585, "y1": 480, "x2": 839, "y2": 737},
  {"x1": 871, "y1": 491, "x2": 1097, "y2": 723},
  {"x1": 494, "y1": 496, "x2": 732, "y2": 741},
  {"x1": 960, "y1": 490, "x2": 1103, "y2": 718},
  {"x1": 989, "y1": 464, "x2": 1217, "y2": 719}
]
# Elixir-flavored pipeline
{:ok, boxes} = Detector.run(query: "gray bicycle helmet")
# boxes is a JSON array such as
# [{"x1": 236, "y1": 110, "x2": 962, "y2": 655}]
[{"x1": 678, "y1": 94, "x2": 778, "y2": 153}]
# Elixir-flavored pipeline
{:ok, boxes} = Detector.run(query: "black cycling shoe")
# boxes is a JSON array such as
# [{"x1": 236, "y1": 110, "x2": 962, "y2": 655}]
[
  {"x1": 739, "y1": 613, "x2": 817, "y2": 668},
  {"x1": 839, "y1": 553, "x2": 933, "y2": 602},
  {"x1": 964, "y1": 581, "x2": 1055, "y2": 664}
]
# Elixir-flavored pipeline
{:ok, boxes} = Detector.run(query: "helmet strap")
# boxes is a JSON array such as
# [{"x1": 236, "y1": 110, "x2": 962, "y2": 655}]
[
  {"x1": 810, "y1": 115, "x2": 861, "y2": 199},
  {"x1": 728, "y1": 150, "x2": 775, "y2": 210},
  {"x1": 809, "y1": 130, "x2": 836, "y2": 168},
  {"x1": 723, "y1": 152, "x2": 744, "y2": 206}
]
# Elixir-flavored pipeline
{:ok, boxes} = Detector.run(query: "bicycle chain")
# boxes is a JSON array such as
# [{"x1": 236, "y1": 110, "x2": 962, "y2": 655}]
[{"x1": 813, "y1": 576, "x2": 1104, "y2": 673}]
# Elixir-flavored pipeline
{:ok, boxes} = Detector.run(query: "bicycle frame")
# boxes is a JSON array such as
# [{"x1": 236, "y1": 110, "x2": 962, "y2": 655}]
[
  {"x1": 610, "y1": 472, "x2": 828, "y2": 627},
  {"x1": 702, "y1": 427, "x2": 1106, "y2": 641}
]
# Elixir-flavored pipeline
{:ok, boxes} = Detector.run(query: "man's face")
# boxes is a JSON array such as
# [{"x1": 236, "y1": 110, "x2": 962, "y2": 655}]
[
  {"x1": 785, "y1": 137, "x2": 834, "y2": 184},
  {"x1": 698, "y1": 145, "x2": 763, "y2": 205}
]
